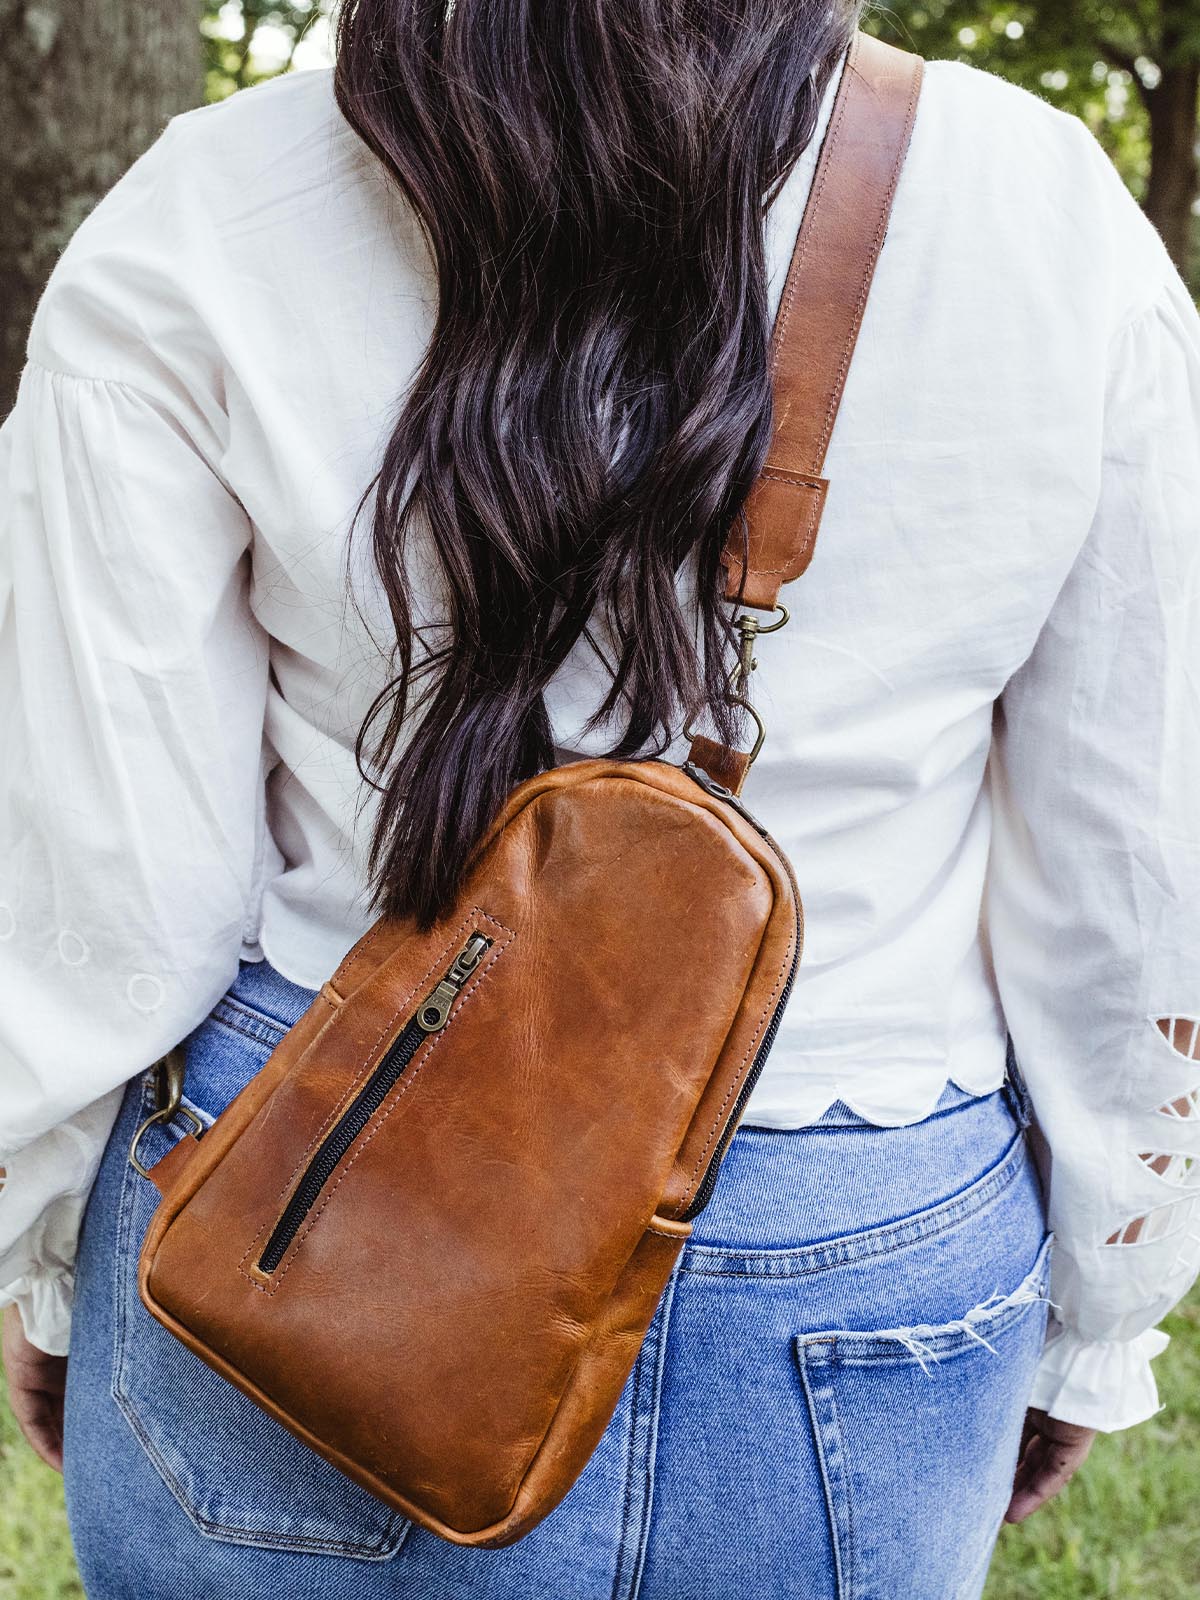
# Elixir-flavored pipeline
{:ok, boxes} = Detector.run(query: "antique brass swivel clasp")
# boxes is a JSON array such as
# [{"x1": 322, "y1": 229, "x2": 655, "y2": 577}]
[{"x1": 683, "y1": 601, "x2": 789, "y2": 769}]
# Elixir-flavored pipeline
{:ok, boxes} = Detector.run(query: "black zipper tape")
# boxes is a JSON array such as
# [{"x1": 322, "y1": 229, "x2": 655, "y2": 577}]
[{"x1": 257, "y1": 933, "x2": 491, "y2": 1274}]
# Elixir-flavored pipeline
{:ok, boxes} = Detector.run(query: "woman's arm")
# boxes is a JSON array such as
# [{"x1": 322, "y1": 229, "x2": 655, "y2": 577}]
[
  {"x1": 3, "y1": 1305, "x2": 66, "y2": 1469},
  {"x1": 0, "y1": 121, "x2": 270, "y2": 1362},
  {"x1": 986, "y1": 267, "x2": 1200, "y2": 1441}
]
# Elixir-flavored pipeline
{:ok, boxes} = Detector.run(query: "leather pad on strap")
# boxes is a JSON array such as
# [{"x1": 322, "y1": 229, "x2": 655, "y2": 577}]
[{"x1": 722, "y1": 470, "x2": 827, "y2": 609}]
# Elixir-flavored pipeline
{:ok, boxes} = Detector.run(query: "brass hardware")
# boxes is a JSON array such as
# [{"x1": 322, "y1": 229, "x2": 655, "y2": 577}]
[
  {"x1": 733, "y1": 695, "x2": 767, "y2": 764},
  {"x1": 751, "y1": 601, "x2": 791, "y2": 635},
  {"x1": 451, "y1": 933, "x2": 492, "y2": 979},
  {"x1": 417, "y1": 933, "x2": 492, "y2": 1033},
  {"x1": 129, "y1": 1046, "x2": 203, "y2": 1180},
  {"x1": 729, "y1": 612, "x2": 761, "y2": 694},
  {"x1": 682, "y1": 603, "x2": 789, "y2": 769}
]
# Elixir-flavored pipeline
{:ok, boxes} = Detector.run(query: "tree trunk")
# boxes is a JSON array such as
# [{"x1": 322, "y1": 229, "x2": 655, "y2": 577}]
[
  {"x1": 0, "y1": 1, "x2": 203, "y2": 416},
  {"x1": 1143, "y1": 58, "x2": 1200, "y2": 280}
]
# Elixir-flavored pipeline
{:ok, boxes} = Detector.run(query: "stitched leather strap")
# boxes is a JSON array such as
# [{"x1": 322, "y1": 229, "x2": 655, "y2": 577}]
[{"x1": 722, "y1": 31, "x2": 924, "y2": 610}]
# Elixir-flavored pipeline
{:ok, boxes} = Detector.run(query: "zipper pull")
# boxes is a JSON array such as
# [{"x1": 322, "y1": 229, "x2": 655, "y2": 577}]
[{"x1": 416, "y1": 933, "x2": 492, "y2": 1033}]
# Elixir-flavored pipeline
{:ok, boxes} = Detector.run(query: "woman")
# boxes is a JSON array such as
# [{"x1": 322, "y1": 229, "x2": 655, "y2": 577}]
[{"x1": 2, "y1": 2, "x2": 1198, "y2": 1595}]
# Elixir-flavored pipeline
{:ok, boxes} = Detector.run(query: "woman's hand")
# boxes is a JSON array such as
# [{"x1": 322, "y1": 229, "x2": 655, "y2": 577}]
[
  {"x1": 1005, "y1": 1406, "x2": 1096, "y2": 1523},
  {"x1": 2, "y1": 1304, "x2": 67, "y2": 1471}
]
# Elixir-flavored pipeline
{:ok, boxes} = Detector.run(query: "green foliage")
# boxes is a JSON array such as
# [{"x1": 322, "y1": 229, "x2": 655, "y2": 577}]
[
  {"x1": 0, "y1": 6, "x2": 1192, "y2": 1593},
  {"x1": 866, "y1": 2, "x2": 1155, "y2": 195},
  {"x1": 0, "y1": 1399, "x2": 81, "y2": 1600},
  {"x1": 208, "y1": 2, "x2": 1195, "y2": 285},
  {"x1": 202, "y1": 0, "x2": 331, "y2": 101}
]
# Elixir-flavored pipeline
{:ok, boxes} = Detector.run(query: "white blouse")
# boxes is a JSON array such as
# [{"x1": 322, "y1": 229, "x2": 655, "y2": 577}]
[{"x1": 1, "y1": 52, "x2": 1198, "y2": 1434}]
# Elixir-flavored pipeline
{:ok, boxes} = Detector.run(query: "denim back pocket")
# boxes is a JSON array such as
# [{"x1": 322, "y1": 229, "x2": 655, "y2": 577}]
[
  {"x1": 112, "y1": 1001, "x2": 411, "y2": 1561},
  {"x1": 794, "y1": 1231, "x2": 1053, "y2": 1600}
]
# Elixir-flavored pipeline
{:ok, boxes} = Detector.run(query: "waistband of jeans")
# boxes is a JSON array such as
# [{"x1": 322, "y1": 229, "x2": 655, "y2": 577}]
[
  {"x1": 680, "y1": 1121, "x2": 1030, "y2": 1278},
  {"x1": 223, "y1": 958, "x2": 1034, "y2": 1143},
  {"x1": 225, "y1": 956, "x2": 320, "y2": 1032}
]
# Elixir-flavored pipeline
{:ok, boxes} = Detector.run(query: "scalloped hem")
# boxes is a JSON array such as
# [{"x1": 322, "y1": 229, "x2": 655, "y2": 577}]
[{"x1": 742, "y1": 1060, "x2": 1008, "y2": 1130}]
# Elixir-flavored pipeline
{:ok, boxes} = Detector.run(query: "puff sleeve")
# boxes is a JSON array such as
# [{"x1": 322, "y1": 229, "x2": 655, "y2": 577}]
[{"x1": 0, "y1": 124, "x2": 271, "y2": 1353}]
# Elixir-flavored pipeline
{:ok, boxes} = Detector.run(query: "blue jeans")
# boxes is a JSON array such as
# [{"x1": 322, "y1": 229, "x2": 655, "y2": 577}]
[{"x1": 65, "y1": 958, "x2": 1050, "y2": 1599}]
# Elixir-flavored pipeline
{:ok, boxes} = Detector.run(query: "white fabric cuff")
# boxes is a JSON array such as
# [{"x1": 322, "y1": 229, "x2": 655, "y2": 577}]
[
  {"x1": 1029, "y1": 1319, "x2": 1171, "y2": 1432},
  {"x1": 0, "y1": 1269, "x2": 74, "y2": 1358}
]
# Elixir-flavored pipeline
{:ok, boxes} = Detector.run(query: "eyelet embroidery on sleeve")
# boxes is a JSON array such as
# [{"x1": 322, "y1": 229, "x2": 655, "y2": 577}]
[
  {"x1": 1154, "y1": 1016, "x2": 1200, "y2": 1122},
  {"x1": 1105, "y1": 1017, "x2": 1200, "y2": 1250}
]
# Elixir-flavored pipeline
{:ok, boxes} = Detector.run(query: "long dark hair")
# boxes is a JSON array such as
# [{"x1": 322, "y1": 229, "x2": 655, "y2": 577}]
[{"x1": 335, "y1": 0, "x2": 859, "y2": 927}]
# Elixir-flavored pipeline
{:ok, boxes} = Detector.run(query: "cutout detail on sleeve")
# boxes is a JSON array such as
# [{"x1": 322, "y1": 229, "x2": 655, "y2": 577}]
[{"x1": 1105, "y1": 1017, "x2": 1200, "y2": 1247}]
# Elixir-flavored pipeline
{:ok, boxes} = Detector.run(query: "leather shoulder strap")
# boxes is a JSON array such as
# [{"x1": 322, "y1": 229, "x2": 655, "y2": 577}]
[{"x1": 722, "y1": 31, "x2": 924, "y2": 610}]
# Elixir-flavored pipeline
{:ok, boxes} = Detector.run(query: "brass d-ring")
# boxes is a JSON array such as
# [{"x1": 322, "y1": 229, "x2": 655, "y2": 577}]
[
  {"x1": 746, "y1": 601, "x2": 790, "y2": 635},
  {"x1": 682, "y1": 694, "x2": 766, "y2": 768},
  {"x1": 728, "y1": 694, "x2": 767, "y2": 765},
  {"x1": 128, "y1": 1047, "x2": 203, "y2": 1180}
]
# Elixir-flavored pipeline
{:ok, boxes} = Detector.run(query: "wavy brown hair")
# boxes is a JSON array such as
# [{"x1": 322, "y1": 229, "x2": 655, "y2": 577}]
[{"x1": 335, "y1": 0, "x2": 859, "y2": 926}]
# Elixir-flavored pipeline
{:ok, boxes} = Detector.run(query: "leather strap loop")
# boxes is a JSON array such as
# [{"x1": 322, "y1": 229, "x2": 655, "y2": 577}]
[
  {"x1": 684, "y1": 736, "x2": 756, "y2": 798},
  {"x1": 721, "y1": 30, "x2": 924, "y2": 609}
]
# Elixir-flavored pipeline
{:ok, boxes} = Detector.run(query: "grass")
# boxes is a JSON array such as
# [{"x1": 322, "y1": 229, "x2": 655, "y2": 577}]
[
  {"x1": 984, "y1": 1298, "x2": 1200, "y2": 1599},
  {"x1": 0, "y1": 1404, "x2": 81, "y2": 1600},
  {"x1": 2, "y1": 1303, "x2": 1198, "y2": 1598}
]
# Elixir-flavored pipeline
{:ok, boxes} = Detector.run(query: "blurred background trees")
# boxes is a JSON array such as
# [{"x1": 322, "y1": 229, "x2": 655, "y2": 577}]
[
  {"x1": 202, "y1": 0, "x2": 331, "y2": 96},
  {"x1": 1, "y1": 0, "x2": 1198, "y2": 412},
  {"x1": 871, "y1": 2, "x2": 1200, "y2": 278},
  {"x1": 0, "y1": 0, "x2": 202, "y2": 412},
  {"x1": 0, "y1": 0, "x2": 332, "y2": 410}
]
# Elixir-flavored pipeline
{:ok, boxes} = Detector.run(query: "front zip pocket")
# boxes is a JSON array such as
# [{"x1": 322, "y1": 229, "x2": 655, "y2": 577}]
[{"x1": 257, "y1": 932, "x2": 492, "y2": 1274}]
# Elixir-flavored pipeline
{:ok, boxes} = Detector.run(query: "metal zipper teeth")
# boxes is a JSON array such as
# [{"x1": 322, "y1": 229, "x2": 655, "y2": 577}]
[
  {"x1": 257, "y1": 934, "x2": 490, "y2": 1275},
  {"x1": 257, "y1": 1015, "x2": 429, "y2": 1273},
  {"x1": 678, "y1": 765, "x2": 805, "y2": 1220}
]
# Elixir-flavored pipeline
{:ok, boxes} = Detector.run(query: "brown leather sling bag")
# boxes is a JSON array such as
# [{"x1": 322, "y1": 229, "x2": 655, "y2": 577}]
[{"x1": 132, "y1": 32, "x2": 923, "y2": 1550}]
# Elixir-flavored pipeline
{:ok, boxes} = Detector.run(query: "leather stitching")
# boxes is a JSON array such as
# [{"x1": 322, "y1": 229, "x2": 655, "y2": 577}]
[
  {"x1": 678, "y1": 916, "x2": 798, "y2": 1209},
  {"x1": 327, "y1": 919, "x2": 387, "y2": 1001},
  {"x1": 238, "y1": 909, "x2": 514, "y2": 1290},
  {"x1": 735, "y1": 502, "x2": 822, "y2": 578},
  {"x1": 237, "y1": 906, "x2": 487, "y2": 1281},
  {"x1": 259, "y1": 919, "x2": 515, "y2": 1291},
  {"x1": 737, "y1": 475, "x2": 824, "y2": 576},
  {"x1": 737, "y1": 40, "x2": 921, "y2": 604},
  {"x1": 241, "y1": 911, "x2": 516, "y2": 1294},
  {"x1": 237, "y1": 907, "x2": 510, "y2": 1289},
  {"x1": 768, "y1": 43, "x2": 854, "y2": 387},
  {"x1": 815, "y1": 57, "x2": 922, "y2": 462},
  {"x1": 242, "y1": 916, "x2": 435, "y2": 1136},
  {"x1": 735, "y1": 34, "x2": 852, "y2": 602}
]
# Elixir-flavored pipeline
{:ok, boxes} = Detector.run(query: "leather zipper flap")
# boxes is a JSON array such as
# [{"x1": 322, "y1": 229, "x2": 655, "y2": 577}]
[{"x1": 256, "y1": 931, "x2": 493, "y2": 1275}]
